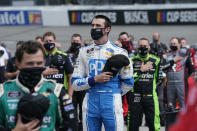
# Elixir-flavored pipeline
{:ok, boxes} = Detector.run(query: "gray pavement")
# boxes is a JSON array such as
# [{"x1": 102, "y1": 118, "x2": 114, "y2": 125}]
[{"x1": 0, "y1": 25, "x2": 197, "y2": 56}]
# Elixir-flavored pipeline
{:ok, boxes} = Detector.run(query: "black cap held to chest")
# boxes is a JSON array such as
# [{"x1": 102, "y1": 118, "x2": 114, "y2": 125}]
[
  {"x1": 103, "y1": 54, "x2": 130, "y2": 77},
  {"x1": 17, "y1": 93, "x2": 50, "y2": 126}
]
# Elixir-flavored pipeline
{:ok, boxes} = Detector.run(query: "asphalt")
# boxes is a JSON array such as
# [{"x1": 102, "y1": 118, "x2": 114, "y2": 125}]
[{"x1": 0, "y1": 25, "x2": 197, "y2": 56}]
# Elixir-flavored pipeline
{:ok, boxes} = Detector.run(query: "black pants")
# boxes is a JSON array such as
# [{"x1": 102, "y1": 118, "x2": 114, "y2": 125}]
[
  {"x1": 128, "y1": 93, "x2": 160, "y2": 131},
  {"x1": 0, "y1": 66, "x2": 5, "y2": 83},
  {"x1": 72, "y1": 91, "x2": 86, "y2": 125}
]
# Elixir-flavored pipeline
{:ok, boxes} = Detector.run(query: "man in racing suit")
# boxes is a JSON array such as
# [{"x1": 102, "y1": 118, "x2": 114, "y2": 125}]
[
  {"x1": 42, "y1": 32, "x2": 74, "y2": 99},
  {"x1": 166, "y1": 37, "x2": 194, "y2": 109},
  {"x1": 0, "y1": 41, "x2": 77, "y2": 131},
  {"x1": 71, "y1": 15, "x2": 134, "y2": 131},
  {"x1": 128, "y1": 38, "x2": 160, "y2": 131}
]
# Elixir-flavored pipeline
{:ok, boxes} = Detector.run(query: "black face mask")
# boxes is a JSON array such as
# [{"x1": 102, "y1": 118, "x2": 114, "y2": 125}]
[
  {"x1": 91, "y1": 28, "x2": 104, "y2": 40},
  {"x1": 170, "y1": 46, "x2": 178, "y2": 51},
  {"x1": 70, "y1": 42, "x2": 81, "y2": 52},
  {"x1": 121, "y1": 41, "x2": 133, "y2": 50},
  {"x1": 44, "y1": 43, "x2": 55, "y2": 52},
  {"x1": 18, "y1": 67, "x2": 45, "y2": 90},
  {"x1": 153, "y1": 38, "x2": 158, "y2": 43},
  {"x1": 138, "y1": 47, "x2": 149, "y2": 57}
]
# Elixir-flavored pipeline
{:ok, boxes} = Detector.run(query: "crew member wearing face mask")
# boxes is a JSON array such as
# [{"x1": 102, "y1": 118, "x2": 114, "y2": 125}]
[
  {"x1": 128, "y1": 38, "x2": 161, "y2": 131},
  {"x1": 72, "y1": 15, "x2": 134, "y2": 131},
  {"x1": 166, "y1": 37, "x2": 194, "y2": 109},
  {"x1": 0, "y1": 41, "x2": 78, "y2": 131},
  {"x1": 118, "y1": 32, "x2": 137, "y2": 125},
  {"x1": 66, "y1": 33, "x2": 82, "y2": 66},
  {"x1": 66, "y1": 33, "x2": 85, "y2": 131},
  {"x1": 150, "y1": 32, "x2": 168, "y2": 54},
  {"x1": 42, "y1": 32, "x2": 74, "y2": 99},
  {"x1": 119, "y1": 32, "x2": 137, "y2": 57}
]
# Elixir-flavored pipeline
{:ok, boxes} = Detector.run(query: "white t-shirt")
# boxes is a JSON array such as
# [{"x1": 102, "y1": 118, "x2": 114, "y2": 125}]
[{"x1": 0, "y1": 46, "x2": 8, "y2": 66}]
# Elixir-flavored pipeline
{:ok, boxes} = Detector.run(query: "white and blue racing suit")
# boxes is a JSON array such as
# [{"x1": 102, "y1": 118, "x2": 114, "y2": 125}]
[{"x1": 71, "y1": 40, "x2": 134, "y2": 131}]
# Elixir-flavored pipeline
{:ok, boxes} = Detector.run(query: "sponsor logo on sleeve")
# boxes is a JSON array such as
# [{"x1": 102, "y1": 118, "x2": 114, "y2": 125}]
[{"x1": 7, "y1": 91, "x2": 21, "y2": 98}]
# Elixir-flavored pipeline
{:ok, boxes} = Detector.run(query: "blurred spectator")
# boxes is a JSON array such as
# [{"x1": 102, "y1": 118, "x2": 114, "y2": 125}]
[
  {"x1": 128, "y1": 34, "x2": 134, "y2": 42},
  {"x1": 180, "y1": 37, "x2": 189, "y2": 48},
  {"x1": 36, "y1": 35, "x2": 62, "y2": 50},
  {"x1": 35, "y1": 36, "x2": 43, "y2": 45},
  {"x1": 84, "y1": 39, "x2": 94, "y2": 46},
  {"x1": 190, "y1": 48, "x2": 197, "y2": 69},
  {"x1": 1, "y1": 42, "x2": 11, "y2": 59},
  {"x1": 119, "y1": 32, "x2": 137, "y2": 125},
  {"x1": 54, "y1": 42, "x2": 62, "y2": 50},
  {"x1": 150, "y1": 32, "x2": 168, "y2": 54},
  {"x1": 180, "y1": 37, "x2": 197, "y2": 69},
  {"x1": 128, "y1": 34, "x2": 137, "y2": 47},
  {"x1": 66, "y1": 33, "x2": 85, "y2": 131},
  {"x1": 42, "y1": 32, "x2": 74, "y2": 99},
  {"x1": 5, "y1": 41, "x2": 24, "y2": 80},
  {"x1": 119, "y1": 32, "x2": 137, "y2": 57},
  {"x1": 0, "y1": 45, "x2": 9, "y2": 83},
  {"x1": 67, "y1": 33, "x2": 82, "y2": 65},
  {"x1": 113, "y1": 39, "x2": 122, "y2": 47}
]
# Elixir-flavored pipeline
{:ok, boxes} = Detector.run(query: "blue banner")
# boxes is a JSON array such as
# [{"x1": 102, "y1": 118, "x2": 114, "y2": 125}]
[{"x1": 0, "y1": 10, "x2": 42, "y2": 26}]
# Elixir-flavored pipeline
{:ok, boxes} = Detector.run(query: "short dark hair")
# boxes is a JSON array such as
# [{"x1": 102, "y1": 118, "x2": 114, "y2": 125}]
[
  {"x1": 93, "y1": 15, "x2": 112, "y2": 28},
  {"x1": 72, "y1": 33, "x2": 82, "y2": 40},
  {"x1": 138, "y1": 37, "x2": 150, "y2": 45},
  {"x1": 35, "y1": 36, "x2": 43, "y2": 41},
  {"x1": 180, "y1": 37, "x2": 186, "y2": 41},
  {"x1": 170, "y1": 37, "x2": 181, "y2": 44},
  {"x1": 119, "y1": 32, "x2": 129, "y2": 38},
  {"x1": 43, "y1": 32, "x2": 56, "y2": 40},
  {"x1": 16, "y1": 41, "x2": 24, "y2": 48},
  {"x1": 16, "y1": 41, "x2": 45, "y2": 63}
]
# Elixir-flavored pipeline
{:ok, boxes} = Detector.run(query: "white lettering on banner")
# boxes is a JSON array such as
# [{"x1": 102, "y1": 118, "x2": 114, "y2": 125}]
[
  {"x1": 0, "y1": 11, "x2": 25, "y2": 25},
  {"x1": 167, "y1": 11, "x2": 179, "y2": 23},
  {"x1": 124, "y1": 11, "x2": 149, "y2": 24},
  {"x1": 81, "y1": 12, "x2": 117, "y2": 23},
  {"x1": 180, "y1": 11, "x2": 197, "y2": 22},
  {"x1": 167, "y1": 11, "x2": 197, "y2": 23}
]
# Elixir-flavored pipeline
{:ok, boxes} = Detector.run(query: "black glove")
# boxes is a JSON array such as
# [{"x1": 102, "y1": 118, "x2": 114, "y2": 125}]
[
  {"x1": 17, "y1": 93, "x2": 50, "y2": 127},
  {"x1": 103, "y1": 54, "x2": 130, "y2": 77}
]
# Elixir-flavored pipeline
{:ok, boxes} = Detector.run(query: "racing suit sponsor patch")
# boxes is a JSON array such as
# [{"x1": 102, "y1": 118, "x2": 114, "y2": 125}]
[
  {"x1": 69, "y1": 113, "x2": 75, "y2": 119},
  {"x1": 7, "y1": 91, "x2": 21, "y2": 98},
  {"x1": 64, "y1": 104, "x2": 74, "y2": 111},
  {"x1": 8, "y1": 103, "x2": 17, "y2": 110},
  {"x1": 6, "y1": 115, "x2": 15, "y2": 123}
]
